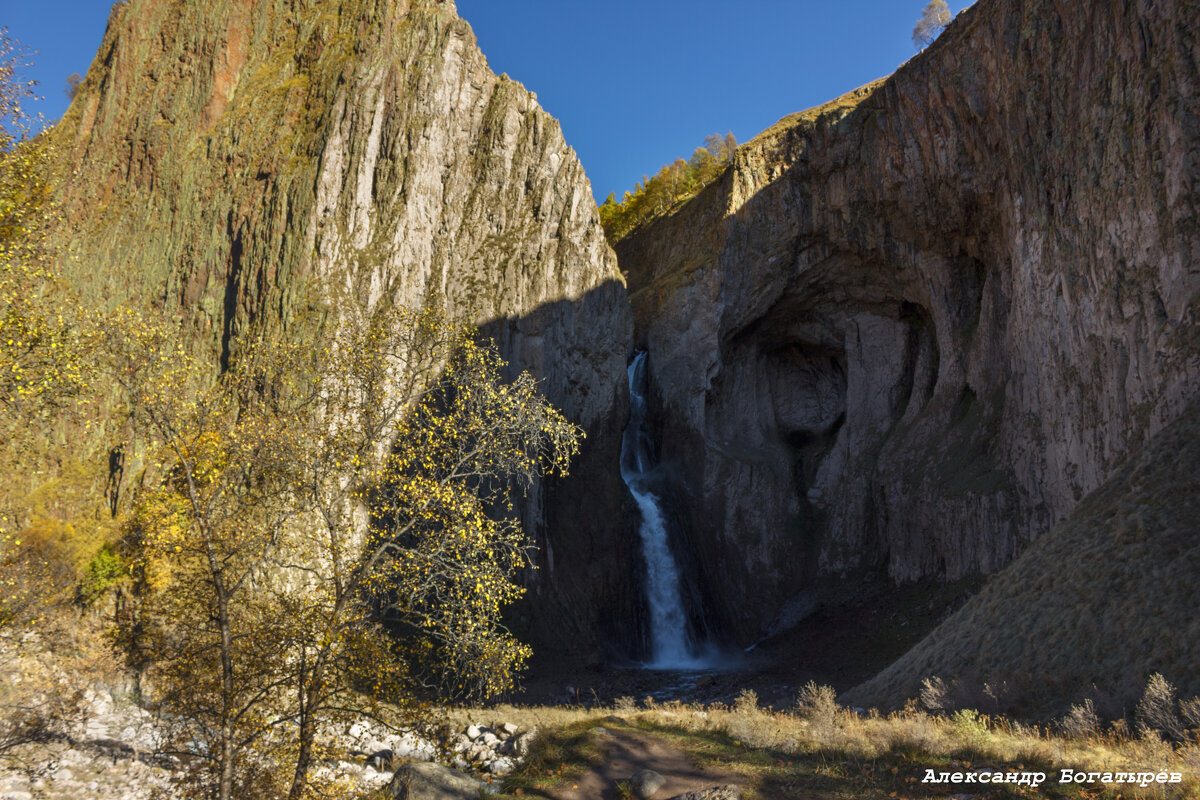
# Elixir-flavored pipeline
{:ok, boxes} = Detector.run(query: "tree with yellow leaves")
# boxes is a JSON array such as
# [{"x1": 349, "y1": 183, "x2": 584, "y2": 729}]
[
  {"x1": 1, "y1": 27, "x2": 94, "y2": 626},
  {"x1": 0, "y1": 28, "x2": 88, "y2": 428},
  {"x1": 0, "y1": 27, "x2": 104, "y2": 765},
  {"x1": 117, "y1": 304, "x2": 581, "y2": 799}
]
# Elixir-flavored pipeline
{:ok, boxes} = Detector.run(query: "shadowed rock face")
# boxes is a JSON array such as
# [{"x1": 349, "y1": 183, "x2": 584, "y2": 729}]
[
  {"x1": 846, "y1": 396, "x2": 1200, "y2": 711},
  {"x1": 617, "y1": 0, "x2": 1200, "y2": 644},
  {"x1": 51, "y1": 0, "x2": 635, "y2": 654}
]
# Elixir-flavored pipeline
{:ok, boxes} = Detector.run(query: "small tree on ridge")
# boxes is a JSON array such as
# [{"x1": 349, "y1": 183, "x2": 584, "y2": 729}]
[{"x1": 913, "y1": 0, "x2": 952, "y2": 49}]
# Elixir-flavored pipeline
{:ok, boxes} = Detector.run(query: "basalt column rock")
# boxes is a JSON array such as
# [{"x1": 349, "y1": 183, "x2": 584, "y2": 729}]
[
  {"x1": 617, "y1": 0, "x2": 1200, "y2": 643},
  {"x1": 50, "y1": 0, "x2": 635, "y2": 654}
]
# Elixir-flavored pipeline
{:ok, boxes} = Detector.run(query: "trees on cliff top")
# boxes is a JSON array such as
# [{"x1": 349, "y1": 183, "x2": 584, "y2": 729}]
[{"x1": 599, "y1": 132, "x2": 737, "y2": 243}]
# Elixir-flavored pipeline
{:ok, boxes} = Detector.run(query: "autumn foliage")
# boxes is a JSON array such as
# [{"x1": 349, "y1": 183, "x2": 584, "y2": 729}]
[
  {"x1": 598, "y1": 132, "x2": 736, "y2": 242},
  {"x1": 109, "y1": 306, "x2": 581, "y2": 799},
  {"x1": 0, "y1": 28, "x2": 97, "y2": 631}
]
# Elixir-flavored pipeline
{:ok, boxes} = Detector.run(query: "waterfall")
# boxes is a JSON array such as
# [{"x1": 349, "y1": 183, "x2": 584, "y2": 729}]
[{"x1": 621, "y1": 351, "x2": 711, "y2": 669}]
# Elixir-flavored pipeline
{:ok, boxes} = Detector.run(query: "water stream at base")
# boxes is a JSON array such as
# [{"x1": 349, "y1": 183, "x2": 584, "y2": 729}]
[{"x1": 620, "y1": 351, "x2": 715, "y2": 670}]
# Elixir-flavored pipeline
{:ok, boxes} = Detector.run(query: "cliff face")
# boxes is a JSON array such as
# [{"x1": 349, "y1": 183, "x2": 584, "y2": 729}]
[
  {"x1": 53, "y1": 0, "x2": 635, "y2": 654},
  {"x1": 617, "y1": 0, "x2": 1200, "y2": 643}
]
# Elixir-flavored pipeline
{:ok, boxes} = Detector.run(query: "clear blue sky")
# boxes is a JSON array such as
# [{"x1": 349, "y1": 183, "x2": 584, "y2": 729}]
[{"x1": 2, "y1": 0, "x2": 971, "y2": 201}]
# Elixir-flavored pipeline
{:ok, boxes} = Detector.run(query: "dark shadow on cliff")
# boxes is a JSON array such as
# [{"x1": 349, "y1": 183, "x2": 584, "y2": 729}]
[
  {"x1": 614, "y1": 83, "x2": 1010, "y2": 667},
  {"x1": 474, "y1": 279, "x2": 649, "y2": 672}
]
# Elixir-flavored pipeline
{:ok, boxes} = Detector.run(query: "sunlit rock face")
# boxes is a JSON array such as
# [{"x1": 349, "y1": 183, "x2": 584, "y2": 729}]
[
  {"x1": 617, "y1": 0, "x2": 1200, "y2": 644},
  {"x1": 52, "y1": 0, "x2": 636, "y2": 655}
]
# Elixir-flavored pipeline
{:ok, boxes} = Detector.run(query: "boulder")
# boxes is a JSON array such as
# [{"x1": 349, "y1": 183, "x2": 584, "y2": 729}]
[
  {"x1": 511, "y1": 729, "x2": 539, "y2": 758},
  {"x1": 488, "y1": 757, "x2": 515, "y2": 776},
  {"x1": 362, "y1": 738, "x2": 390, "y2": 756},
  {"x1": 393, "y1": 732, "x2": 436, "y2": 761},
  {"x1": 630, "y1": 769, "x2": 666, "y2": 799}
]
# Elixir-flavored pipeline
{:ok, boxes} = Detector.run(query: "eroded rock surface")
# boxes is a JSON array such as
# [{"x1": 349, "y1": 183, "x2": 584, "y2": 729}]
[{"x1": 617, "y1": 0, "x2": 1200, "y2": 642}]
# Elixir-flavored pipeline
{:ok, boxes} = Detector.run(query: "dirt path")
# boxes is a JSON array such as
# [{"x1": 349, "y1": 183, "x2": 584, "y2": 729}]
[{"x1": 546, "y1": 725, "x2": 741, "y2": 800}]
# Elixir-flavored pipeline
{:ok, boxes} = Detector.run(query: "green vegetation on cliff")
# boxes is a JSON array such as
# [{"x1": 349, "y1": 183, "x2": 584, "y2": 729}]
[
  {"x1": 36, "y1": 0, "x2": 636, "y2": 659},
  {"x1": 1, "y1": 28, "x2": 107, "y2": 628}
]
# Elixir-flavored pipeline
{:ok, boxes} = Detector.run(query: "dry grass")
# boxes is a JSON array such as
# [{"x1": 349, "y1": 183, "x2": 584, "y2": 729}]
[{"x1": 477, "y1": 685, "x2": 1200, "y2": 799}]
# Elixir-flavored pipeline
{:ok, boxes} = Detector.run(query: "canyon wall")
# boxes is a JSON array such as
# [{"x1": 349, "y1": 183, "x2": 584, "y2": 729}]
[
  {"x1": 617, "y1": 0, "x2": 1200, "y2": 644},
  {"x1": 51, "y1": 0, "x2": 635, "y2": 655}
]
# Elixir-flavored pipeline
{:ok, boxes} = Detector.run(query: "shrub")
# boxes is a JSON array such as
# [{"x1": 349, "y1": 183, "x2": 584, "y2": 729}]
[
  {"x1": 950, "y1": 709, "x2": 990, "y2": 749},
  {"x1": 982, "y1": 681, "x2": 1011, "y2": 714},
  {"x1": 920, "y1": 676, "x2": 948, "y2": 713},
  {"x1": 1110, "y1": 718, "x2": 1131, "y2": 740},
  {"x1": 1181, "y1": 696, "x2": 1200, "y2": 736},
  {"x1": 613, "y1": 696, "x2": 636, "y2": 712},
  {"x1": 734, "y1": 689, "x2": 759, "y2": 715},
  {"x1": 78, "y1": 543, "x2": 124, "y2": 605},
  {"x1": 1137, "y1": 673, "x2": 1185, "y2": 742},
  {"x1": 1059, "y1": 699, "x2": 1100, "y2": 740},
  {"x1": 795, "y1": 682, "x2": 839, "y2": 727}
]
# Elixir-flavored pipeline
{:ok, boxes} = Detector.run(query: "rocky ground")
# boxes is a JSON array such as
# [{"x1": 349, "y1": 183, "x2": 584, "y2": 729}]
[
  {"x1": 0, "y1": 679, "x2": 538, "y2": 800},
  {"x1": 0, "y1": 684, "x2": 176, "y2": 800},
  {"x1": 0, "y1": 696, "x2": 744, "y2": 800}
]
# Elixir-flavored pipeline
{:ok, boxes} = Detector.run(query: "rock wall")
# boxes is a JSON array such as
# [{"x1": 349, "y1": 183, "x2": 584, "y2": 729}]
[
  {"x1": 51, "y1": 0, "x2": 635, "y2": 655},
  {"x1": 617, "y1": 0, "x2": 1200, "y2": 643}
]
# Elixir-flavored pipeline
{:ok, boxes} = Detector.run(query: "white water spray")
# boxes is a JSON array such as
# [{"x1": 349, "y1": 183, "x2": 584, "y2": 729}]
[{"x1": 620, "y1": 352, "x2": 712, "y2": 669}]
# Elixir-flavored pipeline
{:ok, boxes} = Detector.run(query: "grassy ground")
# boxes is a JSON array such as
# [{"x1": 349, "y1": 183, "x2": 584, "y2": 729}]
[{"x1": 456, "y1": 693, "x2": 1200, "y2": 800}]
